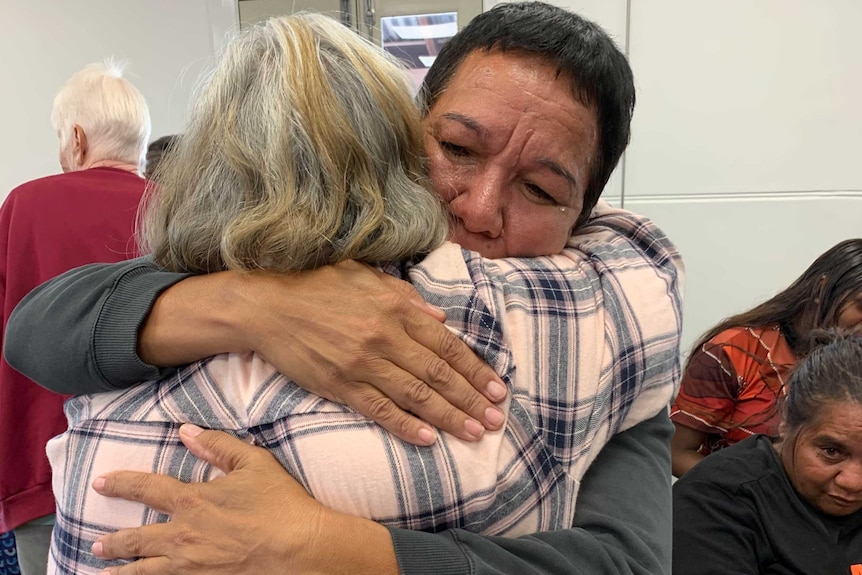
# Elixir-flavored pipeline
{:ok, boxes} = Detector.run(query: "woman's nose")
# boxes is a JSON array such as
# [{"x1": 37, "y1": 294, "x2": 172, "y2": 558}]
[
  {"x1": 451, "y1": 175, "x2": 505, "y2": 238},
  {"x1": 834, "y1": 462, "x2": 862, "y2": 495}
]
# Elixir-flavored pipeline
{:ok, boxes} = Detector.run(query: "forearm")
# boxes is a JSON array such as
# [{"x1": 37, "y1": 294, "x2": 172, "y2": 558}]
[
  {"x1": 137, "y1": 271, "x2": 254, "y2": 366},
  {"x1": 318, "y1": 513, "x2": 400, "y2": 575},
  {"x1": 671, "y1": 449, "x2": 704, "y2": 477},
  {"x1": 670, "y1": 423, "x2": 708, "y2": 477},
  {"x1": 5, "y1": 257, "x2": 297, "y2": 392},
  {"x1": 12, "y1": 256, "x2": 507, "y2": 445},
  {"x1": 4, "y1": 257, "x2": 190, "y2": 393},
  {"x1": 389, "y1": 411, "x2": 673, "y2": 575}
]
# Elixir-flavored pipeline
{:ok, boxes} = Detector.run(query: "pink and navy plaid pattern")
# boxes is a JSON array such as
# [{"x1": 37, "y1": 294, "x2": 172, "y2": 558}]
[{"x1": 47, "y1": 202, "x2": 684, "y2": 575}]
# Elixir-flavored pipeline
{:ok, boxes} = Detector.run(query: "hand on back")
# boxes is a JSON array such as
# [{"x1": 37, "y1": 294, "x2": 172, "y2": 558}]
[
  {"x1": 232, "y1": 261, "x2": 507, "y2": 445},
  {"x1": 92, "y1": 424, "x2": 398, "y2": 575}
]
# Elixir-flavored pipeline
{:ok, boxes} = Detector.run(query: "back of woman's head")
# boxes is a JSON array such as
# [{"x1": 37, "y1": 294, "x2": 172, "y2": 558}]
[
  {"x1": 140, "y1": 13, "x2": 449, "y2": 273},
  {"x1": 689, "y1": 238, "x2": 862, "y2": 357},
  {"x1": 782, "y1": 329, "x2": 862, "y2": 434}
]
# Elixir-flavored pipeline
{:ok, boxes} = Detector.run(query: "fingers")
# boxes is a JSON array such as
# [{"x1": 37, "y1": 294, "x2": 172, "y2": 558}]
[
  {"x1": 373, "y1": 298, "x2": 508, "y2": 432},
  {"x1": 245, "y1": 261, "x2": 508, "y2": 444},
  {"x1": 333, "y1": 282, "x2": 507, "y2": 440},
  {"x1": 338, "y1": 367, "x2": 498, "y2": 445},
  {"x1": 93, "y1": 523, "x2": 175, "y2": 561},
  {"x1": 394, "y1": 368, "x2": 504, "y2": 440},
  {"x1": 90, "y1": 429, "x2": 318, "y2": 575},
  {"x1": 93, "y1": 472, "x2": 184, "y2": 514},
  {"x1": 177, "y1": 425, "x2": 261, "y2": 474},
  {"x1": 429, "y1": 327, "x2": 509, "y2": 404},
  {"x1": 341, "y1": 383, "x2": 438, "y2": 445},
  {"x1": 377, "y1": 273, "x2": 507, "y2": 405},
  {"x1": 98, "y1": 556, "x2": 173, "y2": 575}
]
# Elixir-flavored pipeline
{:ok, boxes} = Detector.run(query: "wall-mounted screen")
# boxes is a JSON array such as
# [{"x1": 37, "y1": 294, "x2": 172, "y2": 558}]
[{"x1": 380, "y1": 12, "x2": 457, "y2": 91}]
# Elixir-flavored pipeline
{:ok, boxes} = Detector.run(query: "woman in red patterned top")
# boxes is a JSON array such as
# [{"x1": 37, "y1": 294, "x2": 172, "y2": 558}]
[{"x1": 671, "y1": 238, "x2": 862, "y2": 477}]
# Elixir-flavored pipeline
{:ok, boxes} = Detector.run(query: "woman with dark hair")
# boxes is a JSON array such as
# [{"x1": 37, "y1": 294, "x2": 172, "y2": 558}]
[
  {"x1": 671, "y1": 238, "x2": 862, "y2": 476},
  {"x1": 673, "y1": 329, "x2": 862, "y2": 574}
]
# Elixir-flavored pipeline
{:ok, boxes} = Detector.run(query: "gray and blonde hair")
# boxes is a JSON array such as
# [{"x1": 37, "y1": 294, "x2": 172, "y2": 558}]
[
  {"x1": 51, "y1": 59, "x2": 151, "y2": 171},
  {"x1": 139, "y1": 13, "x2": 448, "y2": 273}
]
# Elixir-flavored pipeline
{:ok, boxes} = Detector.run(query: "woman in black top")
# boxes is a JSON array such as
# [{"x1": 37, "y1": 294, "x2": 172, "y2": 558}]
[{"x1": 673, "y1": 329, "x2": 862, "y2": 575}]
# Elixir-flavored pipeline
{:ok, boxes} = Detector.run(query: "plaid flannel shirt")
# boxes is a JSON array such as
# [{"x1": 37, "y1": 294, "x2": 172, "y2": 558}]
[{"x1": 47, "y1": 201, "x2": 684, "y2": 575}]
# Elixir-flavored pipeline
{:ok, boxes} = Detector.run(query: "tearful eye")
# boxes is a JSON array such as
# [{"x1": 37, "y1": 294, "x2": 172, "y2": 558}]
[{"x1": 525, "y1": 183, "x2": 554, "y2": 203}]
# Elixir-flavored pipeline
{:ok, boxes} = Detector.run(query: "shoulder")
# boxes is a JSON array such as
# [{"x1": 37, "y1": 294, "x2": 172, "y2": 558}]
[
  {"x1": 407, "y1": 242, "x2": 477, "y2": 295},
  {"x1": 575, "y1": 201, "x2": 684, "y2": 276},
  {"x1": 412, "y1": 242, "x2": 572, "y2": 299},
  {"x1": 4, "y1": 169, "x2": 145, "y2": 206},
  {"x1": 706, "y1": 325, "x2": 781, "y2": 348},
  {"x1": 564, "y1": 204, "x2": 684, "y2": 332},
  {"x1": 68, "y1": 168, "x2": 148, "y2": 199},
  {"x1": 704, "y1": 326, "x2": 792, "y2": 366},
  {"x1": 564, "y1": 203, "x2": 685, "y2": 329},
  {"x1": 676, "y1": 435, "x2": 777, "y2": 492},
  {"x1": 5, "y1": 172, "x2": 67, "y2": 198},
  {"x1": 413, "y1": 203, "x2": 683, "y2": 289},
  {"x1": 1, "y1": 173, "x2": 70, "y2": 218}
]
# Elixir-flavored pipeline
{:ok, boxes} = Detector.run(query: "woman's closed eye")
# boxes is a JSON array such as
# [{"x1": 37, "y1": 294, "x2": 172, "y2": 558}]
[
  {"x1": 525, "y1": 182, "x2": 555, "y2": 204},
  {"x1": 440, "y1": 141, "x2": 471, "y2": 157}
]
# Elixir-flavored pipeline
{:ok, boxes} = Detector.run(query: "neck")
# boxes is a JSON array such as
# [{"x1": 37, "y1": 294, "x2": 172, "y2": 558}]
[{"x1": 80, "y1": 159, "x2": 141, "y2": 175}]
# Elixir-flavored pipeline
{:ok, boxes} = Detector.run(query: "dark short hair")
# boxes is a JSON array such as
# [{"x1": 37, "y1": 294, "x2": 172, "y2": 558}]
[
  {"x1": 782, "y1": 329, "x2": 862, "y2": 432},
  {"x1": 147, "y1": 135, "x2": 178, "y2": 155},
  {"x1": 418, "y1": 1, "x2": 635, "y2": 228},
  {"x1": 145, "y1": 134, "x2": 179, "y2": 179}
]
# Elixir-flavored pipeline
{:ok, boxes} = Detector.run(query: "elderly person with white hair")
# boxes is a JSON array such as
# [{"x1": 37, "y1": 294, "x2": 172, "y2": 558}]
[{"x1": 0, "y1": 60, "x2": 150, "y2": 575}]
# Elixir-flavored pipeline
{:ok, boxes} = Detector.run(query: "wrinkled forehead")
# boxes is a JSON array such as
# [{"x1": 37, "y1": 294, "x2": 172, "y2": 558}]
[
  {"x1": 794, "y1": 400, "x2": 862, "y2": 436},
  {"x1": 424, "y1": 48, "x2": 590, "y2": 116}
]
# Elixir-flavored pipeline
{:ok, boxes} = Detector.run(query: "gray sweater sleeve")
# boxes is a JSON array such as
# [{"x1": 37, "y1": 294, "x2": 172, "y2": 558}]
[
  {"x1": 4, "y1": 257, "x2": 191, "y2": 394},
  {"x1": 388, "y1": 410, "x2": 673, "y2": 575},
  {"x1": 7, "y1": 258, "x2": 673, "y2": 575}
]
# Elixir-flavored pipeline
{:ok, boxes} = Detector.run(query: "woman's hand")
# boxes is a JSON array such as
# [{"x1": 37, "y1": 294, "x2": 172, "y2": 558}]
[
  {"x1": 92, "y1": 424, "x2": 399, "y2": 575},
  {"x1": 139, "y1": 261, "x2": 507, "y2": 445}
]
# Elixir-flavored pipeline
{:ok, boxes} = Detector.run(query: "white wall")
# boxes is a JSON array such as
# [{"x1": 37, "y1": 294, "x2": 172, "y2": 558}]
[
  {"x1": 492, "y1": 0, "x2": 862, "y2": 355},
  {"x1": 625, "y1": 0, "x2": 862, "y2": 353},
  {"x1": 0, "y1": 0, "x2": 238, "y2": 200}
]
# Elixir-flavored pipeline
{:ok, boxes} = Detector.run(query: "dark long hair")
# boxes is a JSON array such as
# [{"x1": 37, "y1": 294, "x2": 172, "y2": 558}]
[
  {"x1": 688, "y1": 238, "x2": 862, "y2": 362},
  {"x1": 417, "y1": 1, "x2": 635, "y2": 229}
]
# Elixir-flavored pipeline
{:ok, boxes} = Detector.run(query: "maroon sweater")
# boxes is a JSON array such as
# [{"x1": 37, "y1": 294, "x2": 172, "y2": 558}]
[{"x1": 0, "y1": 167, "x2": 146, "y2": 531}]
